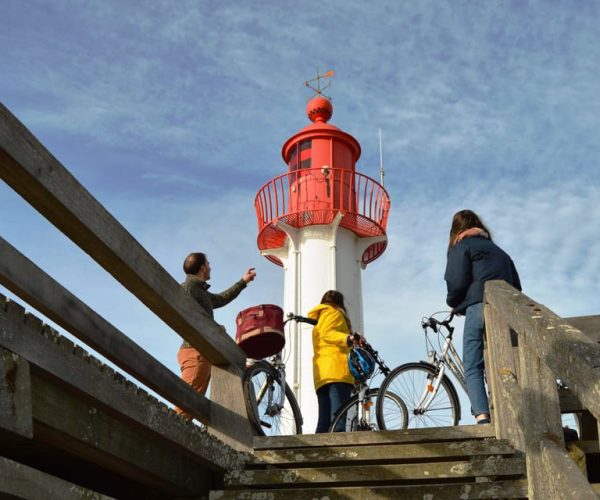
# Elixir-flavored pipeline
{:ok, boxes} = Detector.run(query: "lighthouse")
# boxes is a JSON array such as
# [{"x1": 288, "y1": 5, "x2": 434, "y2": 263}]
[{"x1": 254, "y1": 84, "x2": 390, "y2": 433}]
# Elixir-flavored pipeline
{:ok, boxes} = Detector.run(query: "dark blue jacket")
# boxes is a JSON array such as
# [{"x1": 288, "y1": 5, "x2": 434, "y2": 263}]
[{"x1": 444, "y1": 236, "x2": 521, "y2": 314}]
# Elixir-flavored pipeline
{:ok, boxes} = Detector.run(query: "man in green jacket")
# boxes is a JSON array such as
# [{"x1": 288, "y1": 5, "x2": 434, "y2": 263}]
[{"x1": 176, "y1": 252, "x2": 256, "y2": 418}]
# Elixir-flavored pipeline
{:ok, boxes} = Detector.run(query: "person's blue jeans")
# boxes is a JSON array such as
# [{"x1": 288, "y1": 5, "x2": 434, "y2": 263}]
[
  {"x1": 463, "y1": 302, "x2": 489, "y2": 416},
  {"x1": 315, "y1": 382, "x2": 353, "y2": 433}
]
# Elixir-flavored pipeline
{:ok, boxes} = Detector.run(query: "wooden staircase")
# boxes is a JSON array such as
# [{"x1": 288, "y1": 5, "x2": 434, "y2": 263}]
[{"x1": 210, "y1": 425, "x2": 529, "y2": 499}]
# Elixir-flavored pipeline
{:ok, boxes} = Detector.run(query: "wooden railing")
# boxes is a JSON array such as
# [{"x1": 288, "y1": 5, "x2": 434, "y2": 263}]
[
  {"x1": 0, "y1": 103, "x2": 254, "y2": 451},
  {"x1": 484, "y1": 280, "x2": 600, "y2": 499}
]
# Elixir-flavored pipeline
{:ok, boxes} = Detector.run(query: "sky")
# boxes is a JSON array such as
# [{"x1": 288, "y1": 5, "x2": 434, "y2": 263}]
[{"x1": 1, "y1": 0, "x2": 599, "y2": 426}]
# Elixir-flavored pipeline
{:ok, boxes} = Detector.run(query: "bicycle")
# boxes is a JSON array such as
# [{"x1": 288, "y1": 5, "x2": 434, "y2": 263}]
[
  {"x1": 329, "y1": 339, "x2": 408, "y2": 432},
  {"x1": 376, "y1": 312, "x2": 464, "y2": 429},
  {"x1": 242, "y1": 313, "x2": 315, "y2": 436}
]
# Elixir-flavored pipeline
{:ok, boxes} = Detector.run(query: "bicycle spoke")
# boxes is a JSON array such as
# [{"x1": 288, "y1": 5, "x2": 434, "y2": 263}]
[
  {"x1": 378, "y1": 363, "x2": 459, "y2": 429},
  {"x1": 245, "y1": 364, "x2": 301, "y2": 436}
]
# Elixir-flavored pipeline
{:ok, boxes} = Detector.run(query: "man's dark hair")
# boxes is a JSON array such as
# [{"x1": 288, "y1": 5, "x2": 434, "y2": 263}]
[{"x1": 183, "y1": 252, "x2": 207, "y2": 275}]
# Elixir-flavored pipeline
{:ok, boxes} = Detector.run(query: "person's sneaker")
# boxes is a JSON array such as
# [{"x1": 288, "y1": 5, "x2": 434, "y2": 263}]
[{"x1": 477, "y1": 418, "x2": 491, "y2": 424}]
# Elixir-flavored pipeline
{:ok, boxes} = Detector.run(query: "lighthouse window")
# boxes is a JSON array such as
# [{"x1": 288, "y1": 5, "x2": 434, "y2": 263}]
[
  {"x1": 288, "y1": 140, "x2": 312, "y2": 171},
  {"x1": 299, "y1": 140, "x2": 312, "y2": 169}
]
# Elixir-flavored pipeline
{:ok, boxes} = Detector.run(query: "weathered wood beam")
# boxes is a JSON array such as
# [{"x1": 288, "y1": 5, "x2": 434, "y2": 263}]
[
  {"x1": 519, "y1": 321, "x2": 565, "y2": 498},
  {"x1": 0, "y1": 347, "x2": 32, "y2": 438},
  {"x1": 484, "y1": 280, "x2": 600, "y2": 420},
  {"x1": 31, "y1": 375, "x2": 211, "y2": 495},
  {"x1": 0, "y1": 238, "x2": 214, "y2": 423},
  {"x1": 564, "y1": 315, "x2": 600, "y2": 343},
  {"x1": 483, "y1": 305, "x2": 524, "y2": 449},
  {"x1": 0, "y1": 456, "x2": 114, "y2": 500},
  {"x1": 538, "y1": 435, "x2": 598, "y2": 500},
  {"x1": 0, "y1": 294, "x2": 249, "y2": 468},
  {"x1": 0, "y1": 103, "x2": 244, "y2": 370}
]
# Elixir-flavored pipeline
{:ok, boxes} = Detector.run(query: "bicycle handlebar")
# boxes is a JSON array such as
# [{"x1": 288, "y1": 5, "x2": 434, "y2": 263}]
[
  {"x1": 285, "y1": 313, "x2": 318, "y2": 326},
  {"x1": 421, "y1": 313, "x2": 455, "y2": 335}
]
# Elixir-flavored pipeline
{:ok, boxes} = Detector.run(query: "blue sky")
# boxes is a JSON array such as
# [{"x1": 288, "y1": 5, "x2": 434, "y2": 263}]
[{"x1": 2, "y1": 1, "x2": 599, "y2": 424}]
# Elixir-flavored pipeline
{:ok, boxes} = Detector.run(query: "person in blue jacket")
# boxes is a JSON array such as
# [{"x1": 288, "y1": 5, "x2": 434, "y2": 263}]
[{"x1": 444, "y1": 209, "x2": 521, "y2": 424}]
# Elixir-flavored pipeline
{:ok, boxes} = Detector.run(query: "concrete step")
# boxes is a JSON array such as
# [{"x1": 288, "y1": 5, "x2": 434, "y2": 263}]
[
  {"x1": 225, "y1": 455, "x2": 526, "y2": 488},
  {"x1": 250, "y1": 438, "x2": 518, "y2": 468},
  {"x1": 210, "y1": 479, "x2": 529, "y2": 499},
  {"x1": 253, "y1": 423, "x2": 495, "y2": 450},
  {"x1": 212, "y1": 425, "x2": 526, "y2": 499}
]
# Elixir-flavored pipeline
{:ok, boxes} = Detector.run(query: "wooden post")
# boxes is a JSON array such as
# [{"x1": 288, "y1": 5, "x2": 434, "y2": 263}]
[
  {"x1": 209, "y1": 364, "x2": 254, "y2": 452},
  {"x1": 484, "y1": 303, "x2": 524, "y2": 449},
  {"x1": 485, "y1": 281, "x2": 599, "y2": 498},
  {"x1": 519, "y1": 327, "x2": 563, "y2": 498}
]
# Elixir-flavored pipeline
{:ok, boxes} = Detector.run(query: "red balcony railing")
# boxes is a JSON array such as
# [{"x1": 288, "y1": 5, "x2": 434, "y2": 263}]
[{"x1": 255, "y1": 168, "x2": 390, "y2": 266}]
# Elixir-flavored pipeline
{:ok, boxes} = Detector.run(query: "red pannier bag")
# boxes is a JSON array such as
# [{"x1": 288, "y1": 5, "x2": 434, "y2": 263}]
[{"x1": 235, "y1": 304, "x2": 285, "y2": 359}]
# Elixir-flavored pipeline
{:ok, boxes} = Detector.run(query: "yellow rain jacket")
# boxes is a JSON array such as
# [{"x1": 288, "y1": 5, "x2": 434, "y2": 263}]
[{"x1": 307, "y1": 303, "x2": 355, "y2": 390}]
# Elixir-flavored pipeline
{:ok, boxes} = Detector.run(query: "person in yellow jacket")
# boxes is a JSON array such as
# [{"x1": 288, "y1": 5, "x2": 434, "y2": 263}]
[{"x1": 308, "y1": 290, "x2": 360, "y2": 433}]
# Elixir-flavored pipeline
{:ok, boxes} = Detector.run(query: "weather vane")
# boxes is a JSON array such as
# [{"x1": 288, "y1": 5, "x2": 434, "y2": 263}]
[{"x1": 304, "y1": 69, "x2": 334, "y2": 100}]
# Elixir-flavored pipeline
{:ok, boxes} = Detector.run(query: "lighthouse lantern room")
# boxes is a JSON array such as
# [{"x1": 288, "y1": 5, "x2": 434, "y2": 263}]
[{"x1": 254, "y1": 80, "x2": 390, "y2": 432}]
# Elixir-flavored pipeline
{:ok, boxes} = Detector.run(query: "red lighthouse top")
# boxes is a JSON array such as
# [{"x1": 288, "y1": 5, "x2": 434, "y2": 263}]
[
  {"x1": 306, "y1": 96, "x2": 333, "y2": 123},
  {"x1": 255, "y1": 87, "x2": 390, "y2": 267}
]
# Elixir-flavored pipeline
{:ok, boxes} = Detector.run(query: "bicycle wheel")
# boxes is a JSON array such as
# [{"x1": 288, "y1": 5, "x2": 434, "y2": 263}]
[
  {"x1": 377, "y1": 389, "x2": 409, "y2": 430},
  {"x1": 328, "y1": 388, "x2": 408, "y2": 432},
  {"x1": 243, "y1": 361, "x2": 303, "y2": 436},
  {"x1": 377, "y1": 362, "x2": 460, "y2": 429}
]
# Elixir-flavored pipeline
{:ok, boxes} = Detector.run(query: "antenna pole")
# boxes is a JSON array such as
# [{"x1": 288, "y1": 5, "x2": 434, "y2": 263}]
[{"x1": 379, "y1": 127, "x2": 385, "y2": 187}]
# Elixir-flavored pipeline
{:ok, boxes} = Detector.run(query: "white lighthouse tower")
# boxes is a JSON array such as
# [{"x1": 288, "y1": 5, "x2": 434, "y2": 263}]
[{"x1": 254, "y1": 85, "x2": 391, "y2": 433}]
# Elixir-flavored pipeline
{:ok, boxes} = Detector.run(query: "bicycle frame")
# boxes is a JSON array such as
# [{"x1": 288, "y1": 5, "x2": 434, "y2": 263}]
[
  {"x1": 259, "y1": 314, "x2": 315, "y2": 418},
  {"x1": 348, "y1": 343, "x2": 389, "y2": 431},
  {"x1": 427, "y1": 330, "x2": 466, "y2": 393},
  {"x1": 415, "y1": 315, "x2": 466, "y2": 413},
  {"x1": 253, "y1": 353, "x2": 287, "y2": 417}
]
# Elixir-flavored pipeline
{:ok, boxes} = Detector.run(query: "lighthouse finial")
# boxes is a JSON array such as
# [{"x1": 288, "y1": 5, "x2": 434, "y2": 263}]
[{"x1": 304, "y1": 69, "x2": 334, "y2": 100}]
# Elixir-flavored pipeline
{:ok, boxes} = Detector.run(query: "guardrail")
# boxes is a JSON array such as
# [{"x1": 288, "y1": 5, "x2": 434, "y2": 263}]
[{"x1": 255, "y1": 167, "x2": 390, "y2": 265}]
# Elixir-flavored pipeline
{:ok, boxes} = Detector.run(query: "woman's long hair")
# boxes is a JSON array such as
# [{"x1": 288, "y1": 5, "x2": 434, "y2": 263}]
[
  {"x1": 320, "y1": 290, "x2": 351, "y2": 330},
  {"x1": 448, "y1": 209, "x2": 492, "y2": 250}
]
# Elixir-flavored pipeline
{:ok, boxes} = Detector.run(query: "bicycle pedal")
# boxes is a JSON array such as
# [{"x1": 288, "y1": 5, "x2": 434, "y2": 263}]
[{"x1": 260, "y1": 420, "x2": 272, "y2": 429}]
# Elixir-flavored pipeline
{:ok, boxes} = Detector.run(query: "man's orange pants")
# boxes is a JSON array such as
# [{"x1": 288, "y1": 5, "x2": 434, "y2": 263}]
[{"x1": 175, "y1": 347, "x2": 211, "y2": 418}]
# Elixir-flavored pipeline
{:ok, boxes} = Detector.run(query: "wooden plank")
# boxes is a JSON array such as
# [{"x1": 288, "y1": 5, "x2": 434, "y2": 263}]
[
  {"x1": 0, "y1": 456, "x2": 115, "y2": 500},
  {"x1": 210, "y1": 480, "x2": 530, "y2": 500},
  {"x1": 0, "y1": 295, "x2": 247, "y2": 472},
  {"x1": 253, "y1": 424, "x2": 495, "y2": 450},
  {"x1": 484, "y1": 280, "x2": 600, "y2": 420},
  {"x1": 0, "y1": 240, "x2": 213, "y2": 423},
  {"x1": 31, "y1": 374, "x2": 212, "y2": 495},
  {"x1": 0, "y1": 347, "x2": 33, "y2": 438},
  {"x1": 0, "y1": 103, "x2": 244, "y2": 370},
  {"x1": 226, "y1": 456, "x2": 526, "y2": 487},
  {"x1": 251, "y1": 439, "x2": 517, "y2": 467}
]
